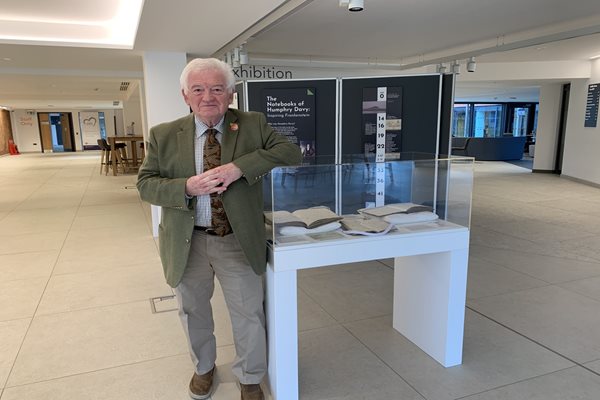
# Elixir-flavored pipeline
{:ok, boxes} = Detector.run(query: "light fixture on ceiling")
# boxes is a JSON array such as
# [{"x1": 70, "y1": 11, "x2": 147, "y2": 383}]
[
  {"x1": 451, "y1": 61, "x2": 460, "y2": 75},
  {"x1": 232, "y1": 47, "x2": 241, "y2": 68},
  {"x1": 436, "y1": 63, "x2": 448, "y2": 74},
  {"x1": 590, "y1": 54, "x2": 600, "y2": 60},
  {"x1": 0, "y1": 0, "x2": 144, "y2": 49},
  {"x1": 225, "y1": 51, "x2": 233, "y2": 67},
  {"x1": 239, "y1": 44, "x2": 249, "y2": 65},
  {"x1": 348, "y1": 0, "x2": 364, "y2": 12},
  {"x1": 466, "y1": 57, "x2": 476, "y2": 72}
]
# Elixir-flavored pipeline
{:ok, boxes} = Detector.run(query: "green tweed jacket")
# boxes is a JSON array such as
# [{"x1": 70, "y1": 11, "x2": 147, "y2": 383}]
[{"x1": 137, "y1": 109, "x2": 302, "y2": 287}]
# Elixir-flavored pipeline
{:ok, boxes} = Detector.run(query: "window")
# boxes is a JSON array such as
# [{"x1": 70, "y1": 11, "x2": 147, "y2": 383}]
[
  {"x1": 473, "y1": 104, "x2": 502, "y2": 137},
  {"x1": 452, "y1": 102, "x2": 538, "y2": 138},
  {"x1": 99, "y1": 112, "x2": 106, "y2": 140},
  {"x1": 452, "y1": 104, "x2": 469, "y2": 137},
  {"x1": 512, "y1": 107, "x2": 529, "y2": 136}
]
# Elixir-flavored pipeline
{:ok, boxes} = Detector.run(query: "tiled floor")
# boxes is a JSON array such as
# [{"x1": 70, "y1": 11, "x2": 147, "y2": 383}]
[{"x1": 1, "y1": 152, "x2": 600, "y2": 399}]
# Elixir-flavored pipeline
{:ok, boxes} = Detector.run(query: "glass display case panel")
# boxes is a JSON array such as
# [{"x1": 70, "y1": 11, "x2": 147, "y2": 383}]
[{"x1": 264, "y1": 155, "x2": 473, "y2": 246}]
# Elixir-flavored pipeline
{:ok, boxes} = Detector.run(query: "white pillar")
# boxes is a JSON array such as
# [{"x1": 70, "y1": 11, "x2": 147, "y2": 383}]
[
  {"x1": 142, "y1": 51, "x2": 190, "y2": 237},
  {"x1": 533, "y1": 83, "x2": 562, "y2": 171},
  {"x1": 122, "y1": 87, "x2": 143, "y2": 136}
]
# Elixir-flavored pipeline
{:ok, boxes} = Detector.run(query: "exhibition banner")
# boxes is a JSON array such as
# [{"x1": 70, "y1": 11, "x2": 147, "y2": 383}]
[
  {"x1": 80, "y1": 111, "x2": 101, "y2": 148},
  {"x1": 362, "y1": 86, "x2": 403, "y2": 206},
  {"x1": 263, "y1": 87, "x2": 316, "y2": 161},
  {"x1": 585, "y1": 83, "x2": 599, "y2": 128},
  {"x1": 362, "y1": 86, "x2": 403, "y2": 159}
]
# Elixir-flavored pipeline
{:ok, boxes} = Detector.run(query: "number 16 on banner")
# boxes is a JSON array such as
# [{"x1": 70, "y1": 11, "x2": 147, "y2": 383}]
[{"x1": 376, "y1": 112, "x2": 386, "y2": 163}]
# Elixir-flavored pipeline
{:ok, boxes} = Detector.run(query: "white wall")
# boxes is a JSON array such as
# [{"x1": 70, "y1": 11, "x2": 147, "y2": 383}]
[
  {"x1": 561, "y1": 62, "x2": 600, "y2": 185},
  {"x1": 533, "y1": 84, "x2": 562, "y2": 171},
  {"x1": 122, "y1": 94, "x2": 143, "y2": 136}
]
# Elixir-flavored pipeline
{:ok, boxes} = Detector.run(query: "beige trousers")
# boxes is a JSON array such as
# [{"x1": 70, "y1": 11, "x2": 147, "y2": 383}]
[{"x1": 173, "y1": 230, "x2": 267, "y2": 384}]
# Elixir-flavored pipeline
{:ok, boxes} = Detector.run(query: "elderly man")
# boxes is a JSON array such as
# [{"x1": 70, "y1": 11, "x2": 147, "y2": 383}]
[{"x1": 137, "y1": 58, "x2": 301, "y2": 400}]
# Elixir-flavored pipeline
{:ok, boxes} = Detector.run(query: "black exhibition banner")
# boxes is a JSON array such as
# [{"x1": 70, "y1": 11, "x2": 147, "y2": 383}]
[
  {"x1": 361, "y1": 86, "x2": 403, "y2": 159},
  {"x1": 263, "y1": 88, "x2": 316, "y2": 160}
]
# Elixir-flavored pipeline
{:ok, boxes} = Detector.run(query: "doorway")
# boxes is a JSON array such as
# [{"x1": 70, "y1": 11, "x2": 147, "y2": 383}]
[
  {"x1": 554, "y1": 84, "x2": 570, "y2": 174},
  {"x1": 37, "y1": 112, "x2": 75, "y2": 153}
]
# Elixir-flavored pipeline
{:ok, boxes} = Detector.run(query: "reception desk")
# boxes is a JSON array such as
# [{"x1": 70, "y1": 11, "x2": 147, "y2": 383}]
[{"x1": 452, "y1": 136, "x2": 526, "y2": 161}]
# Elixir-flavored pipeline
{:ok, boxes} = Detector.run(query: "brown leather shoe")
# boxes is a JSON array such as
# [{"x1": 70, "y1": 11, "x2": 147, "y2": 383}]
[
  {"x1": 240, "y1": 383, "x2": 264, "y2": 400},
  {"x1": 189, "y1": 366, "x2": 215, "y2": 400}
]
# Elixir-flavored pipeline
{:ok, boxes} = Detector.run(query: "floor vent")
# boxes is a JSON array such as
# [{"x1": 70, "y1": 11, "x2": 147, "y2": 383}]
[{"x1": 150, "y1": 295, "x2": 177, "y2": 314}]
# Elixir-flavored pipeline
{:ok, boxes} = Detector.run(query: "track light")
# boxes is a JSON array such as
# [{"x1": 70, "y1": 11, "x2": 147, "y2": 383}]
[
  {"x1": 467, "y1": 56, "x2": 476, "y2": 72},
  {"x1": 232, "y1": 47, "x2": 240, "y2": 68},
  {"x1": 451, "y1": 61, "x2": 460, "y2": 75},
  {"x1": 225, "y1": 51, "x2": 233, "y2": 67},
  {"x1": 348, "y1": 0, "x2": 364, "y2": 12},
  {"x1": 239, "y1": 44, "x2": 249, "y2": 65},
  {"x1": 436, "y1": 63, "x2": 448, "y2": 74}
]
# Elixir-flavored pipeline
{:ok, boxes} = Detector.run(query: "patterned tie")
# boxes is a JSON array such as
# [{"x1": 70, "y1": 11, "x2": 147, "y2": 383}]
[{"x1": 203, "y1": 128, "x2": 232, "y2": 236}]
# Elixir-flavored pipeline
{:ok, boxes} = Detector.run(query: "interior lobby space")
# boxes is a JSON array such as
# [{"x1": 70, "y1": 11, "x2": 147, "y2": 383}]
[{"x1": 1, "y1": 153, "x2": 600, "y2": 400}]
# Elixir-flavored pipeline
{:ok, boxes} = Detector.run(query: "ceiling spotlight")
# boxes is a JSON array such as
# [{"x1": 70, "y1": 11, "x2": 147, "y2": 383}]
[
  {"x1": 348, "y1": 0, "x2": 364, "y2": 12},
  {"x1": 239, "y1": 44, "x2": 249, "y2": 65},
  {"x1": 451, "y1": 61, "x2": 460, "y2": 75},
  {"x1": 467, "y1": 56, "x2": 476, "y2": 72},
  {"x1": 232, "y1": 47, "x2": 240, "y2": 68},
  {"x1": 436, "y1": 64, "x2": 448, "y2": 74},
  {"x1": 225, "y1": 51, "x2": 233, "y2": 66}
]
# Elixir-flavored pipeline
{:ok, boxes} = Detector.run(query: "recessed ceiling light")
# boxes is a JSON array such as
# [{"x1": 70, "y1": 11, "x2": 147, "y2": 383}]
[
  {"x1": 2, "y1": 57, "x2": 11, "y2": 61},
  {"x1": 0, "y1": 0, "x2": 144, "y2": 49}
]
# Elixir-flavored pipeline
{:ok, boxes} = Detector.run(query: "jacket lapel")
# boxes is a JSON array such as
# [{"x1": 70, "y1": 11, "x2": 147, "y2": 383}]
[
  {"x1": 177, "y1": 114, "x2": 197, "y2": 176},
  {"x1": 221, "y1": 110, "x2": 239, "y2": 164}
]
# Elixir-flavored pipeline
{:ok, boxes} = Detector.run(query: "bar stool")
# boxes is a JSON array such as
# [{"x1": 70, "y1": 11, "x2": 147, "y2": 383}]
[
  {"x1": 139, "y1": 141, "x2": 146, "y2": 164},
  {"x1": 97, "y1": 139, "x2": 127, "y2": 175}
]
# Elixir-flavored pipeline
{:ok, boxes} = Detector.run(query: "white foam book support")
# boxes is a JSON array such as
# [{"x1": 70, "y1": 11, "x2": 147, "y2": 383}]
[{"x1": 265, "y1": 221, "x2": 470, "y2": 400}]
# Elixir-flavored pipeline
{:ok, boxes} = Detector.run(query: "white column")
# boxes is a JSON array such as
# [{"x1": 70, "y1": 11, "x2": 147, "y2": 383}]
[
  {"x1": 533, "y1": 83, "x2": 562, "y2": 171},
  {"x1": 122, "y1": 87, "x2": 143, "y2": 136},
  {"x1": 142, "y1": 52, "x2": 190, "y2": 236}
]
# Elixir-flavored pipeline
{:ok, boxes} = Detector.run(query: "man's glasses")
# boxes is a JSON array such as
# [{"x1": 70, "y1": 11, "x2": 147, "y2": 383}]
[{"x1": 189, "y1": 86, "x2": 227, "y2": 96}]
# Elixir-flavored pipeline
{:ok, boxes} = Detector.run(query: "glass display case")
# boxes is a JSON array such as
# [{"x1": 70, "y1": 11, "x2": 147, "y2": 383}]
[{"x1": 263, "y1": 154, "x2": 474, "y2": 246}]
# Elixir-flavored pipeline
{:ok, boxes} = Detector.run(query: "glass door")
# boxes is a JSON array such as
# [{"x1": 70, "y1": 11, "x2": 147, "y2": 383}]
[
  {"x1": 452, "y1": 104, "x2": 469, "y2": 137},
  {"x1": 473, "y1": 104, "x2": 502, "y2": 137},
  {"x1": 512, "y1": 107, "x2": 529, "y2": 136}
]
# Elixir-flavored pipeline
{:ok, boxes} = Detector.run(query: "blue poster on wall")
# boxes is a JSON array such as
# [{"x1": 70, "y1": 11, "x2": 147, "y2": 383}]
[{"x1": 263, "y1": 87, "x2": 316, "y2": 162}]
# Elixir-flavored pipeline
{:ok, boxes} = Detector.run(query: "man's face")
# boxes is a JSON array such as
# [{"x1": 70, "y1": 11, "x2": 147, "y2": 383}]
[{"x1": 182, "y1": 68, "x2": 233, "y2": 126}]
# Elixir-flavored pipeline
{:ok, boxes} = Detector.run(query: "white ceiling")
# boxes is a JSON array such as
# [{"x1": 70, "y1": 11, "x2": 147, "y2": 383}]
[{"x1": 1, "y1": 0, "x2": 600, "y2": 110}]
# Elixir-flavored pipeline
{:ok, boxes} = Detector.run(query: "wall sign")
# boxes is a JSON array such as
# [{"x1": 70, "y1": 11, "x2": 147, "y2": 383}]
[{"x1": 585, "y1": 83, "x2": 599, "y2": 128}]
